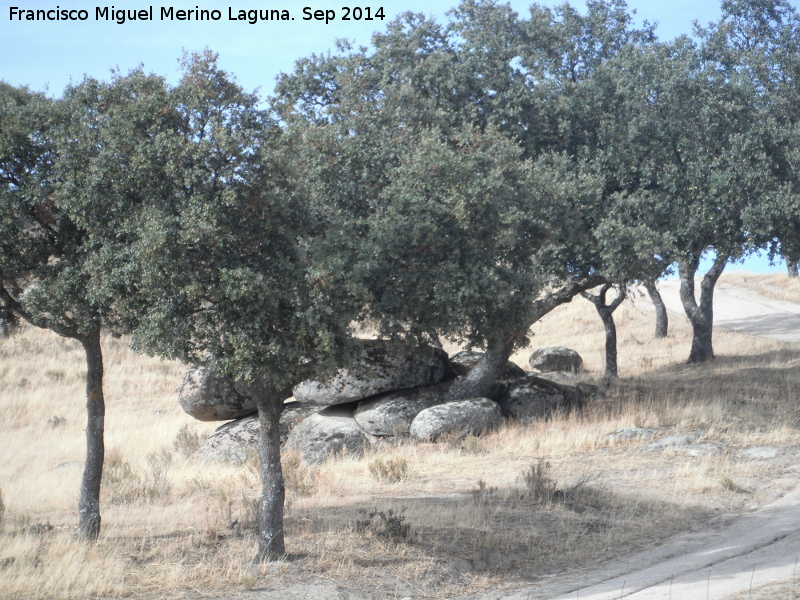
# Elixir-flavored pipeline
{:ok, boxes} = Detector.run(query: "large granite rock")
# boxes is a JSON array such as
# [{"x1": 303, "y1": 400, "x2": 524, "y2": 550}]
[
  {"x1": 409, "y1": 398, "x2": 504, "y2": 441},
  {"x1": 179, "y1": 367, "x2": 257, "y2": 421},
  {"x1": 280, "y1": 402, "x2": 323, "y2": 442},
  {"x1": 192, "y1": 416, "x2": 259, "y2": 464},
  {"x1": 285, "y1": 405, "x2": 374, "y2": 464},
  {"x1": 190, "y1": 402, "x2": 323, "y2": 464},
  {"x1": 529, "y1": 347, "x2": 583, "y2": 373},
  {"x1": 354, "y1": 383, "x2": 451, "y2": 437},
  {"x1": 498, "y1": 376, "x2": 586, "y2": 422},
  {"x1": 293, "y1": 340, "x2": 450, "y2": 406}
]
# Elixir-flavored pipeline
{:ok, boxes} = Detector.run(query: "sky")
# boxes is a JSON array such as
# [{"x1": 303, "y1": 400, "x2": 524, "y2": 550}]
[{"x1": 1, "y1": 0, "x2": 794, "y2": 275}]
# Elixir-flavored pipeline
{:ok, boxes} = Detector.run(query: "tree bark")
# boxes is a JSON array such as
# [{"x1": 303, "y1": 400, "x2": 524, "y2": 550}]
[
  {"x1": 581, "y1": 283, "x2": 626, "y2": 379},
  {"x1": 249, "y1": 379, "x2": 289, "y2": 562},
  {"x1": 679, "y1": 253, "x2": 727, "y2": 364},
  {"x1": 787, "y1": 257, "x2": 799, "y2": 278},
  {"x1": 644, "y1": 280, "x2": 668, "y2": 338},
  {"x1": 447, "y1": 274, "x2": 606, "y2": 401},
  {"x1": 447, "y1": 334, "x2": 515, "y2": 400},
  {"x1": 77, "y1": 327, "x2": 105, "y2": 541}
]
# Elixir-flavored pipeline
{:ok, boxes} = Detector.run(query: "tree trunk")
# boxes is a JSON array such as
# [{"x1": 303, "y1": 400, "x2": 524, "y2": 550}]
[
  {"x1": 679, "y1": 254, "x2": 726, "y2": 364},
  {"x1": 447, "y1": 274, "x2": 607, "y2": 401},
  {"x1": 250, "y1": 379, "x2": 288, "y2": 562},
  {"x1": 601, "y1": 309, "x2": 618, "y2": 378},
  {"x1": 447, "y1": 334, "x2": 515, "y2": 400},
  {"x1": 581, "y1": 283, "x2": 626, "y2": 379},
  {"x1": 644, "y1": 280, "x2": 668, "y2": 338},
  {"x1": 787, "y1": 257, "x2": 799, "y2": 278},
  {"x1": 77, "y1": 328, "x2": 105, "y2": 541}
]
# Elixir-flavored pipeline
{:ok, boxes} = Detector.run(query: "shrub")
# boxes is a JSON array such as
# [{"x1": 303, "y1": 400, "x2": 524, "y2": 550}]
[
  {"x1": 46, "y1": 416, "x2": 66, "y2": 428},
  {"x1": 368, "y1": 457, "x2": 410, "y2": 483},
  {"x1": 102, "y1": 449, "x2": 141, "y2": 504},
  {"x1": 353, "y1": 508, "x2": 410, "y2": 540},
  {"x1": 102, "y1": 448, "x2": 173, "y2": 504},
  {"x1": 472, "y1": 479, "x2": 498, "y2": 506},
  {"x1": 143, "y1": 448, "x2": 173, "y2": 501},
  {"x1": 523, "y1": 460, "x2": 559, "y2": 503},
  {"x1": 173, "y1": 424, "x2": 202, "y2": 458},
  {"x1": 721, "y1": 477, "x2": 744, "y2": 493}
]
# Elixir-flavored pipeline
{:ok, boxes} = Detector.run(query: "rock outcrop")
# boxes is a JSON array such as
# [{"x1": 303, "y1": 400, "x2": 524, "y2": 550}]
[
  {"x1": 410, "y1": 398, "x2": 504, "y2": 441},
  {"x1": 179, "y1": 367, "x2": 256, "y2": 421},
  {"x1": 354, "y1": 383, "x2": 451, "y2": 437},
  {"x1": 448, "y1": 351, "x2": 526, "y2": 380},
  {"x1": 529, "y1": 347, "x2": 583, "y2": 373},
  {"x1": 185, "y1": 342, "x2": 600, "y2": 464},
  {"x1": 193, "y1": 416, "x2": 259, "y2": 464},
  {"x1": 293, "y1": 340, "x2": 450, "y2": 406},
  {"x1": 497, "y1": 375, "x2": 585, "y2": 422},
  {"x1": 285, "y1": 405, "x2": 374, "y2": 464}
]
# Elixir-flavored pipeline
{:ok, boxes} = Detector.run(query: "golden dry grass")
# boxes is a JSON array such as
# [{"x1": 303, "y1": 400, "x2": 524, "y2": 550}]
[
  {"x1": 720, "y1": 271, "x2": 800, "y2": 304},
  {"x1": 1, "y1": 274, "x2": 800, "y2": 599}
]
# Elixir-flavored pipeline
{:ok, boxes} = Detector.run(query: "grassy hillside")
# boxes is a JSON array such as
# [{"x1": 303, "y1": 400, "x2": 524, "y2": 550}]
[{"x1": 1, "y1": 278, "x2": 799, "y2": 599}]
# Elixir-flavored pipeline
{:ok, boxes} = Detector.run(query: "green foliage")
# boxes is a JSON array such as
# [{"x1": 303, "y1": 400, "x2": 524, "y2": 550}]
[
  {"x1": 275, "y1": 0, "x2": 640, "y2": 352},
  {"x1": 93, "y1": 51, "x2": 361, "y2": 390}
]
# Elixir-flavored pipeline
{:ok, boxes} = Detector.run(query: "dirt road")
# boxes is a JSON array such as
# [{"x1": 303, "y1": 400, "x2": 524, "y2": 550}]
[{"x1": 654, "y1": 279, "x2": 800, "y2": 344}]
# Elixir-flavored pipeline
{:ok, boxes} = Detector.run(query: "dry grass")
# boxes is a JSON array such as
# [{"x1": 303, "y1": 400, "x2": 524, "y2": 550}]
[
  {"x1": 1, "y1": 273, "x2": 800, "y2": 599},
  {"x1": 720, "y1": 271, "x2": 800, "y2": 304}
]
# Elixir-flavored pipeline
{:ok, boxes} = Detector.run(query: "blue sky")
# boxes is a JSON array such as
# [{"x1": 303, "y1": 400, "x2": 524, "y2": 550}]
[
  {"x1": 0, "y1": 0, "x2": 792, "y2": 275},
  {"x1": 3, "y1": 0, "x2": 727, "y2": 94}
]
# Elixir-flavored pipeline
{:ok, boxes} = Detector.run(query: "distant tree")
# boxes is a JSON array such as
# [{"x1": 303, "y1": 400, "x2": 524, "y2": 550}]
[
  {"x1": 643, "y1": 280, "x2": 669, "y2": 338},
  {"x1": 700, "y1": 0, "x2": 800, "y2": 281},
  {"x1": 787, "y1": 255, "x2": 800, "y2": 278},
  {"x1": 595, "y1": 35, "x2": 769, "y2": 363},
  {"x1": 581, "y1": 283, "x2": 626, "y2": 378}
]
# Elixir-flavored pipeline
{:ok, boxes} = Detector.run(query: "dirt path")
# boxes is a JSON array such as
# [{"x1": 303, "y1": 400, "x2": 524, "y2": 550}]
[{"x1": 654, "y1": 279, "x2": 800, "y2": 344}]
